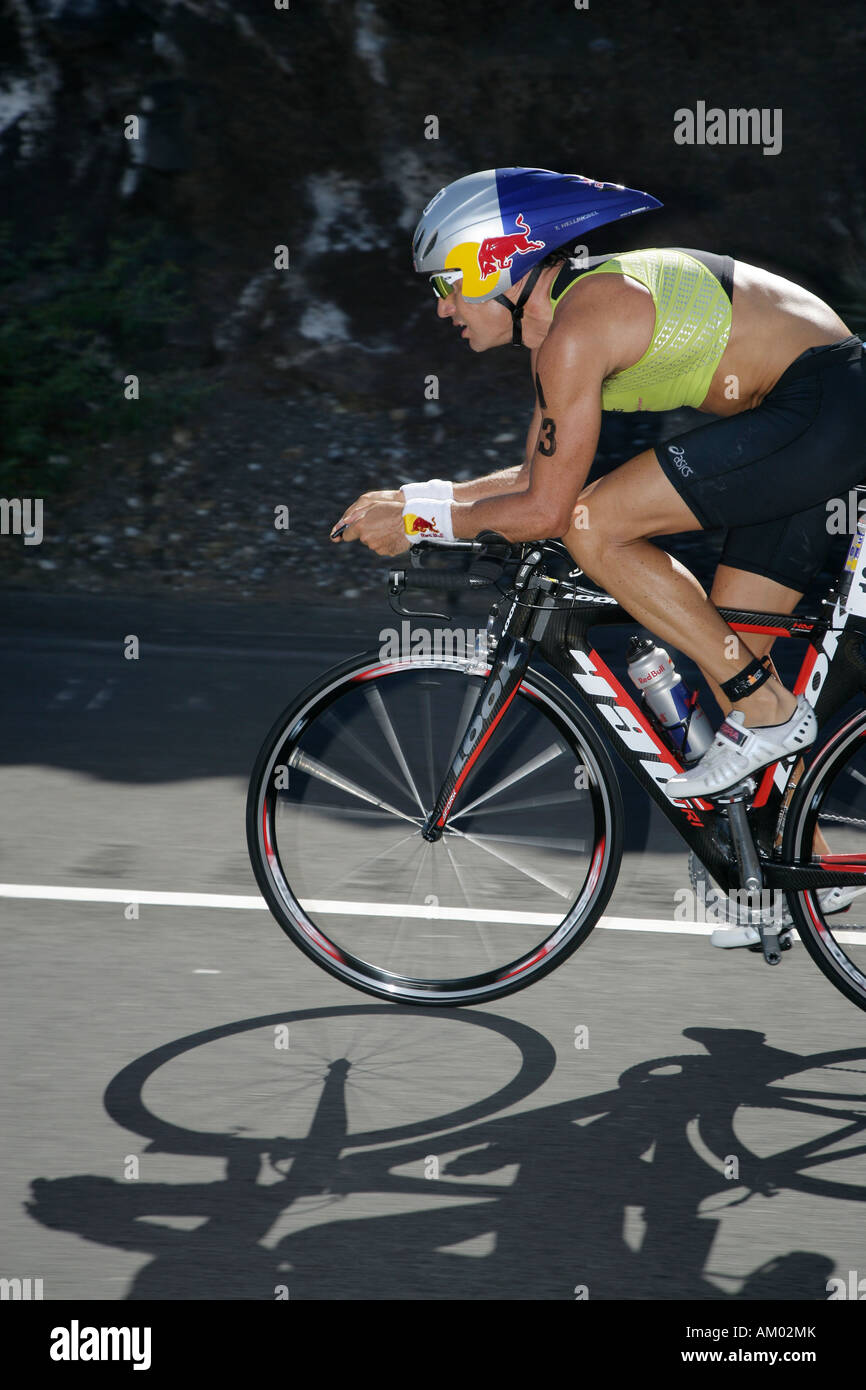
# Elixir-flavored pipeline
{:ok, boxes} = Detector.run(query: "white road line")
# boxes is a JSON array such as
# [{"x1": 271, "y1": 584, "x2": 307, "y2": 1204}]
[
  {"x1": 0, "y1": 881, "x2": 864, "y2": 945},
  {"x1": 0, "y1": 884, "x2": 267, "y2": 909}
]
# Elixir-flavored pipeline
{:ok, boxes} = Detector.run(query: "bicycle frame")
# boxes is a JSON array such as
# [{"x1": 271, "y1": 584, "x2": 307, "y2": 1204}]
[{"x1": 418, "y1": 548, "x2": 866, "y2": 896}]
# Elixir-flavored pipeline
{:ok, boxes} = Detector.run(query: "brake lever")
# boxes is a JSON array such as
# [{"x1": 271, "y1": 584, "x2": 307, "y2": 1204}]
[{"x1": 388, "y1": 571, "x2": 450, "y2": 621}]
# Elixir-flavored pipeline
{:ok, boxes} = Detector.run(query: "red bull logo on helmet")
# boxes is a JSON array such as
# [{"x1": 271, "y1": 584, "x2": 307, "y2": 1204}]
[{"x1": 477, "y1": 213, "x2": 545, "y2": 280}]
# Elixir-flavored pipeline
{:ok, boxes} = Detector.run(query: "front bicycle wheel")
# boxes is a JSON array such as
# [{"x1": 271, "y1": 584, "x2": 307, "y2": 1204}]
[
  {"x1": 246, "y1": 650, "x2": 624, "y2": 1005},
  {"x1": 783, "y1": 709, "x2": 866, "y2": 1012}
]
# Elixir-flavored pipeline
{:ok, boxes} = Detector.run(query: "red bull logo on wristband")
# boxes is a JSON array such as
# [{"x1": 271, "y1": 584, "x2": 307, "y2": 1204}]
[{"x1": 404, "y1": 512, "x2": 442, "y2": 536}]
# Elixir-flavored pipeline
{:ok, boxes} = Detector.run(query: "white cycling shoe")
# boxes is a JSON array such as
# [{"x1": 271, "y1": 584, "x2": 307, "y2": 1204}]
[
  {"x1": 667, "y1": 696, "x2": 817, "y2": 799},
  {"x1": 710, "y1": 886, "x2": 864, "y2": 948},
  {"x1": 710, "y1": 923, "x2": 775, "y2": 949},
  {"x1": 819, "y1": 885, "x2": 866, "y2": 914}
]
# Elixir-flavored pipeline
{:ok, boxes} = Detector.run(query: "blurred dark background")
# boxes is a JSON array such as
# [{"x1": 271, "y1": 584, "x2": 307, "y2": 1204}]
[{"x1": 1, "y1": 0, "x2": 864, "y2": 602}]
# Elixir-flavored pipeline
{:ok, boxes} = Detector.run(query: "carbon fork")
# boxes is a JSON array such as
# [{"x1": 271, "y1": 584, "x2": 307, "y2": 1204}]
[{"x1": 420, "y1": 547, "x2": 556, "y2": 842}]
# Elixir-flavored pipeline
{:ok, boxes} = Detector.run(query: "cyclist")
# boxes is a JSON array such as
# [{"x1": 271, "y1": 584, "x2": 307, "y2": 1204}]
[{"x1": 332, "y1": 166, "x2": 866, "y2": 805}]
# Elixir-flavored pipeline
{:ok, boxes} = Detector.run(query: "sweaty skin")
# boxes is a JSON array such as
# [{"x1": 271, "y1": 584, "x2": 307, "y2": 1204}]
[{"x1": 331, "y1": 258, "x2": 851, "y2": 745}]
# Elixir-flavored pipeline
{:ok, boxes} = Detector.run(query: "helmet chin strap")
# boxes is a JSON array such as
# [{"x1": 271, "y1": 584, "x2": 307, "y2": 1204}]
[{"x1": 493, "y1": 264, "x2": 544, "y2": 346}]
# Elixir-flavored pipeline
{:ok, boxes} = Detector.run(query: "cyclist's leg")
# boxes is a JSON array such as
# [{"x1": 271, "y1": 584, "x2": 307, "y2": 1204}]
[
  {"x1": 707, "y1": 565, "x2": 829, "y2": 853},
  {"x1": 569, "y1": 338, "x2": 866, "y2": 738},
  {"x1": 568, "y1": 452, "x2": 799, "y2": 728},
  {"x1": 704, "y1": 501, "x2": 838, "y2": 715},
  {"x1": 704, "y1": 563, "x2": 798, "y2": 714},
  {"x1": 708, "y1": 509, "x2": 843, "y2": 853}
]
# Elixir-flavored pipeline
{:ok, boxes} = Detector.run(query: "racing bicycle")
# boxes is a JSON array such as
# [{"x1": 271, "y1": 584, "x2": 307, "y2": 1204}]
[{"x1": 246, "y1": 530, "x2": 866, "y2": 1009}]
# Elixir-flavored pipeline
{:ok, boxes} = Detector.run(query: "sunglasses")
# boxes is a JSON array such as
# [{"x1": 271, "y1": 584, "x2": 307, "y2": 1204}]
[{"x1": 429, "y1": 269, "x2": 464, "y2": 299}]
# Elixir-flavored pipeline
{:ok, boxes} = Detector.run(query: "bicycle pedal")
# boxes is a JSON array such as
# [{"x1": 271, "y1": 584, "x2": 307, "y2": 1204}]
[
  {"x1": 748, "y1": 929, "x2": 793, "y2": 955},
  {"x1": 709, "y1": 776, "x2": 758, "y2": 806},
  {"x1": 756, "y1": 920, "x2": 790, "y2": 964}
]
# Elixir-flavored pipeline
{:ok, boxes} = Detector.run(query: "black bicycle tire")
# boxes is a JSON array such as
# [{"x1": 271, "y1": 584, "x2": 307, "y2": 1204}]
[
  {"x1": 246, "y1": 648, "x2": 625, "y2": 1006},
  {"x1": 782, "y1": 708, "x2": 866, "y2": 1013}
]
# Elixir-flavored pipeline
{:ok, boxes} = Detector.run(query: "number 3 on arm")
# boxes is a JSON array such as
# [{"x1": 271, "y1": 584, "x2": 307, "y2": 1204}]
[
  {"x1": 535, "y1": 372, "x2": 557, "y2": 456},
  {"x1": 523, "y1": 330, "x2": 605, "y2": 537}
]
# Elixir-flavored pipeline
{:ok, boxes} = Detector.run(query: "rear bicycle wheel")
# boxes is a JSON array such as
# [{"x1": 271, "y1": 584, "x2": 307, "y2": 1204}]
[
  {"x1": 783, "y1": 709, "x2": 866, "y2": 1011},
  {"x1": 246, "y1": 650, "x2": 624, "y2": 1005}
]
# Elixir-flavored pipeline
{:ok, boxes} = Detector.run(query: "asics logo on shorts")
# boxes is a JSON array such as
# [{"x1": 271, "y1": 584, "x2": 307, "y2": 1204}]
[{"x1": 668, "y1": 444, "x2": 693, "y2": 477}]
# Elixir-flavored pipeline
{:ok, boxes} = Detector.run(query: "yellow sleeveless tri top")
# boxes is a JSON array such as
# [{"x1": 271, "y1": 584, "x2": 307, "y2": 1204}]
[{"x1": 549, "y1": 248, "x2": 733, "y2": 412}]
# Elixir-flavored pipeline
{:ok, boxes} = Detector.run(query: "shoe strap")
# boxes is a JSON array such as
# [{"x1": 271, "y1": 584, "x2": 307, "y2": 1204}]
[{"x1": 717, "y1": 719, "x2": 750, "y2": 749}]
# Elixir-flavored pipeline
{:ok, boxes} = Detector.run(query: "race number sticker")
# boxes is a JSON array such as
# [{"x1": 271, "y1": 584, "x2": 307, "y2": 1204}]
[{"x1": 843, "y1": 521, "x2": 866, "y2": 618}]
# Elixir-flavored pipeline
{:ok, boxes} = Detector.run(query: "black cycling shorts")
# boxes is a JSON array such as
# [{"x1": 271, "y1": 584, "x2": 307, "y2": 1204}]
[{"x1": 654, "y1": 335, "x2": 866, "y2": 591}]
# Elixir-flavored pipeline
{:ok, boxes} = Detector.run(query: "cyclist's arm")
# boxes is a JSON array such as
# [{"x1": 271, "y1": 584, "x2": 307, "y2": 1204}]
[
  {"x1": 333, "y1": 436, "x2": 534, "y2": 531},
  {"x1": 451, "y1": 323, "x2": 609, "y2": 541},
  {"x1": 450, "y1": 349, "x2": 542, "y2": 502},
  {"x1": 337, "y1": 349, "x2": 541, "y2": 528}
]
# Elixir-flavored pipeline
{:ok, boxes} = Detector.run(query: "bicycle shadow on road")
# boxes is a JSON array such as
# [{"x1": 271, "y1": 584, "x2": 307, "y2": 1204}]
[{"x1": 26, "y1": 1011, "x2": 858, "y2": 1300}]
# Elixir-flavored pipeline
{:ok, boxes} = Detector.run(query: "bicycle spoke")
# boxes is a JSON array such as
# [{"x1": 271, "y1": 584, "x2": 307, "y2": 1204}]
[
  {"x1": 422, "y1": 687, "x2": 437, "y2": 803},
  {"x1": 451, "y1": 831, "x2": 586, "y2": 854},
  {"x1": 452, "y1": 789, "x2": 591, "y2": 819},
  {"x1": 321, "y1": 709, "x2": 416, "y2": 801},
  {"x1": 391, "y1": 835, "x2": 436, "y2": 967},
  {"x1": 313, "y1": 828, "x2": 424, "y2": 902},
  {"x1": 440, "y1": 831, "x2": 474, "y2": 911},
  {"x1": 447, "y1": 825, "x2": 574, "y2": 898},
  {"x1": 363, "y1": 685, "x2": 426, "y2": 813},
  {"x1": 287, "y1": 802, "x2": 409, "y2": 822},
  {"x1": 288, "y1": 749, "x2": 421, "y2": 826},
  {"x1": 442, "y1": 834, "x2": 497, "y2": 967},
  {"x1": 452, "y1": 742, "x2": 568, "y2": 818}
]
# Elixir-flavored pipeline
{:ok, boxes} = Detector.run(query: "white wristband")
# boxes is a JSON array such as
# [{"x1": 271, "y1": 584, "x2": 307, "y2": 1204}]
[
  {"x1": 401, "y1": 478, "x2": 454, "y2": 502},
  {"x1": 402, "y1": 496, "x2": 455, "y2": 545}
]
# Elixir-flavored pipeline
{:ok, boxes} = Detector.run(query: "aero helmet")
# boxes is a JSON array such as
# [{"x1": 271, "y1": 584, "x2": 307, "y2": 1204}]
[{"x1": 413, "y1": 167, "x2": 661, "y2": 320}]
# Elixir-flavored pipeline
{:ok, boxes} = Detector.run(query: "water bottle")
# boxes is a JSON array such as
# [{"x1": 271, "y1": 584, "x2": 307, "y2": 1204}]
[{"x1": 626, "y1": 636, "x2": 714, "y2": 764}]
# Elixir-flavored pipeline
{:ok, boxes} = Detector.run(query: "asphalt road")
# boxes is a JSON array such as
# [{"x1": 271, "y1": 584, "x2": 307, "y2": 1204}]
[{"x1": 1, "y1": 590, "x2": 865, "y2": 1301}]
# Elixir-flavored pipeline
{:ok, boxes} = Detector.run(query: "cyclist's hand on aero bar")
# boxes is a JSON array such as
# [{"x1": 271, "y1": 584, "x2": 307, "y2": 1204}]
[{"x1": 330, "y1": 489, "x2": 408, "y2": 556}]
